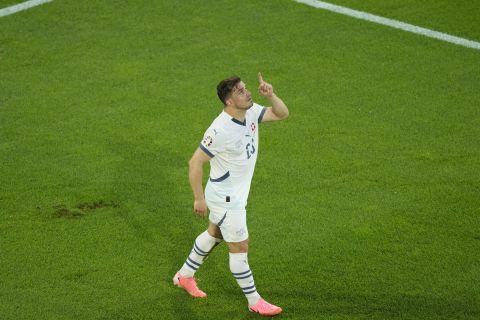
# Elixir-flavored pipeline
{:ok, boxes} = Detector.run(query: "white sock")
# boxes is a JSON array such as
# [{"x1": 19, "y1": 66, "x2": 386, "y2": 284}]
[
  {"x1": 229, "y1": 252, "x2": 261, "y2": 305},
  {"x1": 179, "y1": 230, "x2": 222, "y2": 278}
]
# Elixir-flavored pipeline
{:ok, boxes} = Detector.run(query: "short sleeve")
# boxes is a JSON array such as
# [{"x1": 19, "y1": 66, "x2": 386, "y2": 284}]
[
  {"x1": 251, "y1": 103, "x2": 267, "y2": 123},
  {"x1": 199, "y1": 127, "x2": 226, "y2": 158}
]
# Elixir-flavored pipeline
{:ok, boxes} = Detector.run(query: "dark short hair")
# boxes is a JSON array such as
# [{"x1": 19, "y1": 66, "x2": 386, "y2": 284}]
[{"x1": 217, "y1": 75, "x2": 241, "y2": 105}]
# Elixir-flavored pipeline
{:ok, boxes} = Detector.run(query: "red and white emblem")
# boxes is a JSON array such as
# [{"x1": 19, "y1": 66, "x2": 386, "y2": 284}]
[{"x1": 250, "y1": 122, "x2": 256, "y2": 132}]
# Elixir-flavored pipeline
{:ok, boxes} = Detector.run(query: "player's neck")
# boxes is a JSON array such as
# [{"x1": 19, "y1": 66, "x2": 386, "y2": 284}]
[{"x1": 224, "y1": 106, "x2": 246, "y2": 122}]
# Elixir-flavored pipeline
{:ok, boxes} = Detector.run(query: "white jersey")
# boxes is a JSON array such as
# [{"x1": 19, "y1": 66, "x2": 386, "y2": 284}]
[{"x1": 199, "y1": 103, "x2": 267, "y2": 210}]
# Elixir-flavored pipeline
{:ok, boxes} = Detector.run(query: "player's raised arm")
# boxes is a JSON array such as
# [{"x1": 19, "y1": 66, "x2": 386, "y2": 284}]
[{"x1": 257, "y1": 72, "x2": 289, "y2": 122}]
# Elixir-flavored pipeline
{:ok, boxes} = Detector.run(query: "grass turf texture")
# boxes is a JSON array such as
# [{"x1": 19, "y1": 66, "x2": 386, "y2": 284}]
[
  {"x1": 1, "y1": 0, "x2": 479, "y2": 319},
  {"x1": 0, "y1": 0, "x2": 27, "y2": 9},
  {"x1": 319, "y1": 0, "x2": 480, "y2": 41}
]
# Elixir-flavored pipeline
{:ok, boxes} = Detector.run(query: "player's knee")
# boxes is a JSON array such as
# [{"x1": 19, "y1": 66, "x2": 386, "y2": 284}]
[
  {"x1": 207, "y1": 223, "x2": 223, "y2": 239},
  {"x1": 227, "y1": 239, "x2": 249, "y2": 253}
]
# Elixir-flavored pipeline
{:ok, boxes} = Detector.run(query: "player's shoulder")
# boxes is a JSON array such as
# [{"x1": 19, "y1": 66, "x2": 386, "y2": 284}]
[
  {"x1": 247, "y1": 103, "x2": 267, "y2": 123},
  {"x1": 204, "y1": 112, "x2": 230, "y2": 138},
  {"x1": 249, "y1": 103, "x2": 264, "y2": 113}
]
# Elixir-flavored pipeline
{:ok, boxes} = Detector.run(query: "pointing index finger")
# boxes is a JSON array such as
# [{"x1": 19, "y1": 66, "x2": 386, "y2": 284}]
[{"x1": 258, "y1": 72, "x2": 264, "y2": 83}]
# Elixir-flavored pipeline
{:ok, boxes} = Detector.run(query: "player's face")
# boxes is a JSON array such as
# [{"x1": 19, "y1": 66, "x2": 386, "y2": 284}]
[{"x1": 229, "y1": 81, "x2": 253, "y2": 110}]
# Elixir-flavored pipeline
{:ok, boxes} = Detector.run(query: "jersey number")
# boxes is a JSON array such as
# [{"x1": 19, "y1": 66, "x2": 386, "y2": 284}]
[{"x1": 246, "y1": 138, "x2": 256, "y2": 159}]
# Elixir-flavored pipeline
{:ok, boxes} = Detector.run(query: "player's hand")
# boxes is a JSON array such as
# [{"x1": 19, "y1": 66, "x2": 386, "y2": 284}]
[
  {"x1": 257, "y1": 72, "x2": 274, "y2": 98},
  {"x1": 194, "y1": 199, "x2": 208, "y2": 218}
]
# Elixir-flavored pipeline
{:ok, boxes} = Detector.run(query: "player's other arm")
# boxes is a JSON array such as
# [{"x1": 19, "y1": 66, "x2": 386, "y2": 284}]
[
  {"x1": 188, "y1": 147, "x2": 212, "y2": 217},
  {"x1": 257, "y1": 72, "x2": 289, "y2": 122}
]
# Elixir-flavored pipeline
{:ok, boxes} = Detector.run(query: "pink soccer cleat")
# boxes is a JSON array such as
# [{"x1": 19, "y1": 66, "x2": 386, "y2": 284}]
[
  {"x1": 172, "y1": 272, "x2": 207, "y2": 298},
  {"x1": 248, "y1": 298, "x2": 283, "y2": 317}
]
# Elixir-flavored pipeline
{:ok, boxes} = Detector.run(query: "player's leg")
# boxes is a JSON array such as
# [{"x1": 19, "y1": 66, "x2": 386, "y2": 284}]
[
  {"x1": 207, "y1": 221, "x2": 223, "y2": 239},
  {"x1": 173, "y1": 221, "x2": 222, "y2": 298},
  {"x1": 179, "y1": 221, "x2": 223, "y2": 277},
  {"x1": 224, "y1": 211, "x2": 282, "y2": 316},
  {"x1": 227, "y1": 239, "x2": 259, "y2": 304}
]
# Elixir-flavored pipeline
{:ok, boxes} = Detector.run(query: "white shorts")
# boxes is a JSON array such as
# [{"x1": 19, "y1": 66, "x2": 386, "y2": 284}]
[{"x1": 209, "y1": 207, "x2": 248, "y2": 243}]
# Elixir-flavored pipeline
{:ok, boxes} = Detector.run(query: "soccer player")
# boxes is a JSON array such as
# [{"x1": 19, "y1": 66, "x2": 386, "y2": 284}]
[{"x1": 173, "y1": 73, "x2": 289, "y2": 316}]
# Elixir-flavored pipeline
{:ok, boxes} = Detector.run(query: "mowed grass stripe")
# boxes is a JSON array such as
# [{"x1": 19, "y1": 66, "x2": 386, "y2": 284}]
[
  {"x1": 0, "y1": 0, "x2": 52, "y2": 17},
  {"x1": 295, "y1": 0, "x2": 480, "y2": 49},
  {"x1": 315, "y1": 0, "x2": 480, "y2": 42},
  {"x1": 0, "y1": 0, "x2": 27, "y2": 8},
  {"x1": 1, "y1": 0, "x2": 479, "y2": 319}
]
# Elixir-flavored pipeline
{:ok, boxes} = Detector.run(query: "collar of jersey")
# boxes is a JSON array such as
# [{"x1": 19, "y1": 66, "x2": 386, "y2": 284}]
[
  {"x1": 222, "y1": 111, "x2": 246, "y2": 126},
  {"x1": 231, "y1": 117, "x2": 246, "y2": 126}
]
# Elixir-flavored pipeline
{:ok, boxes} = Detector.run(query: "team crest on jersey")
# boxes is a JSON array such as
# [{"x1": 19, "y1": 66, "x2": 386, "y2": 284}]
[
  {"x1": 202, "y1": 136, "x2": 213, "y2": 147},
  {"x1": 250, "y1": 122, "x2": 256, "y2": 132}
]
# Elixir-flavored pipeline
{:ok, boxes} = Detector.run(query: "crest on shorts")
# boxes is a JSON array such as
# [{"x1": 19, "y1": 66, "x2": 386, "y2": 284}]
[
  {"x1": 202, "y1": 135, "x2": 213, "y2": 147},
  {"x1": 236, "y1": 227, "x2": 246, "y2": 237}
]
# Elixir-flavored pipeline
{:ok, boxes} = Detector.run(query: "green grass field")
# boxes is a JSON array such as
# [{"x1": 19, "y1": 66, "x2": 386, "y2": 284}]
[{"x1": 1, "y1": 0, "x2": 479, "y2": 319}]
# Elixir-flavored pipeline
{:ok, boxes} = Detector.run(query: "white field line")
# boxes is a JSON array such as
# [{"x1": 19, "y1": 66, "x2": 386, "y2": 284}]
[
  {"x1": 295, "y1": 0, "x2": 480, "y2": 50},
  {"x1": 0, "y1": 0, "x2": 53, "y2": 18}
]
